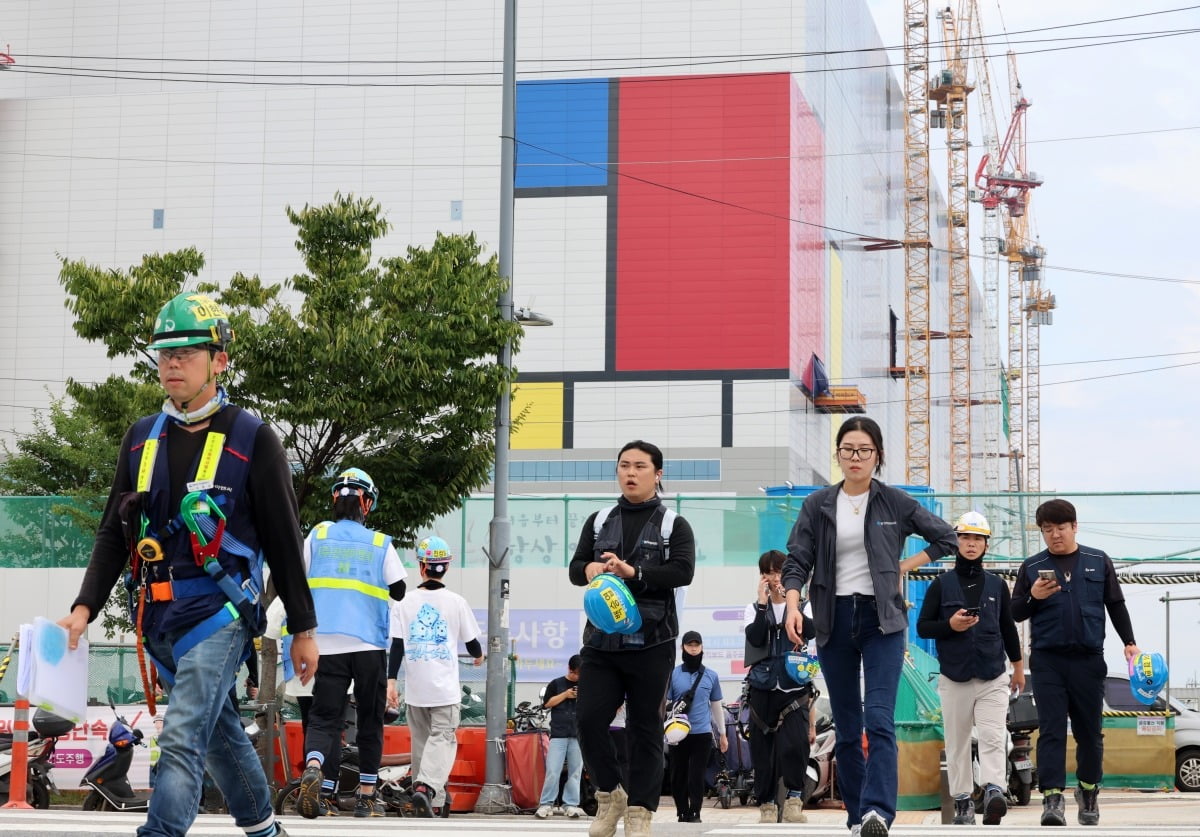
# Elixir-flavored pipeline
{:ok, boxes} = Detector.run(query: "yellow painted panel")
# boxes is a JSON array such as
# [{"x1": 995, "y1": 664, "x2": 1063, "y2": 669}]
[{"x1": 511, "y1": 382, "x2": 564, "y2": 450}]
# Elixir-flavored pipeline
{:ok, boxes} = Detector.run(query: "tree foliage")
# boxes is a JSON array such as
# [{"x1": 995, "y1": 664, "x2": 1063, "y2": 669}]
[{"x1": 0, "y1": 193, "x2": 521, "y2": 634}]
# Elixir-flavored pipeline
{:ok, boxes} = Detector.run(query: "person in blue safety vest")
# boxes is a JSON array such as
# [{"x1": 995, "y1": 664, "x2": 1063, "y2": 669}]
[
  {"x1": 916, "y1": 511, "x2": 1025, "y2": 826},
  {"x1": 295, "y1": 468, "x2": 408, "y2": 819},
  {"x1": 59, "y1": 291, "x2": 317, "y2": 837},
  {"x1": 387, "y1": 536, "x2": 483, "y2": 817},
  {"x1": 1011, "y1": 498, "x2": 1140, "y2": 828}
]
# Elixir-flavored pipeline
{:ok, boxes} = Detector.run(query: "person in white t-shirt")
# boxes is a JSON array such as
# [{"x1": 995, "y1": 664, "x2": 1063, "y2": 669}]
[{"x1": 387, "y1": 536, "x2": 483, "y2": 817}]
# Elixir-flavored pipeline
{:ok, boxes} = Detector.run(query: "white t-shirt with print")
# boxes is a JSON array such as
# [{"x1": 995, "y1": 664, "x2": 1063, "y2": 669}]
[{"x1": 391, "y1": 585, "x2": 481, "y2": 707}]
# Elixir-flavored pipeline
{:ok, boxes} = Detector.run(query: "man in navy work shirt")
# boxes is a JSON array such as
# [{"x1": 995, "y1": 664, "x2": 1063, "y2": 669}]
[
  {"x1": 1011, "y1": 499, "x2": 1139, "y2": 828},
  {"x1": 535, "y1": 655, "x2": 584, "y2": 819}
]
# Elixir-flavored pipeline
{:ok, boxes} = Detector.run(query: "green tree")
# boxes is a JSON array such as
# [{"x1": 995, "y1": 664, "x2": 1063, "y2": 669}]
[{"x1": 0, "y1": 193, "x2": 521, "y2": 635}]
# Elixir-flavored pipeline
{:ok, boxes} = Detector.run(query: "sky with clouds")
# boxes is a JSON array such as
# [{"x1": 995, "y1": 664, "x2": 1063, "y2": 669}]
[
  {"x1": 865, "y1": 0, "x2": 1200, "y2": 493},
  {"x1": 866, "y1": 1, "x2": 1200, "y2": 685}
]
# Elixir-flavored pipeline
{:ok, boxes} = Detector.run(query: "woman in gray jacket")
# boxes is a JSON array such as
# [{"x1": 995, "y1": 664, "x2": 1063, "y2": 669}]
[{"x1": 782, "y1": 416, "x2": 956, "y2": 837}]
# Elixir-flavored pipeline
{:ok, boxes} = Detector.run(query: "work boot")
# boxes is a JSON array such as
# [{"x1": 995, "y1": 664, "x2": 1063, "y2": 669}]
[
  {"x1": 1074, "y1": 785, "x2": 1100, "y2": 826},
  {"x1": 623, "y1": 805, "x2": 652, "y2": 837},
  {"x1": 354, "y1": 791, "x2": 385, "y2": 818},
  {"x1": 297, "y1": 764, "x2": 323, "y2": 820},
  {"x1": 1040, "y1": 791, "x2": 1066, "y2": 826},
  {"x1": 783, "y1": 795, "x2": 807, "y2": 823},
  {"x1": 982, "y1": 785, "x2": 1007, "y2": 825},
  {"x1": 952, "y1": 795, "x2": 975, "y2": 825},
  {"x1": 411, "y1": 782, "x2": 435, "y2": 818},
  {"x1": 758, "y1": 802, "x2": 778, "y2": 823},
  {"x1": 588, "y1": 785, "x2": 628, "y2": 837}
]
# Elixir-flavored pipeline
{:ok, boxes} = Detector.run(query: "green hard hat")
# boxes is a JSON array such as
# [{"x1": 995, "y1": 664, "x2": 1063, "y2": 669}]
[{"x1": 148, "y1": 292, "x2": 235, "y2": 350}]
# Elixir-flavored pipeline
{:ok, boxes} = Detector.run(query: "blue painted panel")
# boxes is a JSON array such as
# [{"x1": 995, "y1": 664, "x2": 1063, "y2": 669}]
[{"x1": 516, "y1": 79, "x2": 610, "y2": 188}]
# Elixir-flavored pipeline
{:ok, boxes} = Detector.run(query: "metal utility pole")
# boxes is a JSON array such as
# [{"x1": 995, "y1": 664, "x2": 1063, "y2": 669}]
[{"x1": 476, "y1": 0, "x2": 517, "y2": 814}]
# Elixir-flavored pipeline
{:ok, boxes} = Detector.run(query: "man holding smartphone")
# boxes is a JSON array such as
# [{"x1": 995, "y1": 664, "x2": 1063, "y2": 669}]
[
  {"x1": 535, "y1": 655, "x2": 585, "y2": 819},
  {"x1": 1011, "y1": 499, "x2": 1139, "y2": 827},
  {"x1": 917, "y1": 512, "x2": 1024, "y2": 825}
]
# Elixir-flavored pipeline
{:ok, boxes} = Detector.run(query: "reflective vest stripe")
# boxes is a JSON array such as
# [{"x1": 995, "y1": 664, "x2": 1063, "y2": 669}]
[
  {"x1": 309, "y1": 576, "x2": 389, "y2": 601},
  {"x1": 195, "y1": 433, "x2": 226, "y2": 483}
]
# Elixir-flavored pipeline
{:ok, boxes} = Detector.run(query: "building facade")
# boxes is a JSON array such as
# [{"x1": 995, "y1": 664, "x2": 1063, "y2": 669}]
[{"x1": 0, "y1": 0, "x2": 982, "y2": 498}]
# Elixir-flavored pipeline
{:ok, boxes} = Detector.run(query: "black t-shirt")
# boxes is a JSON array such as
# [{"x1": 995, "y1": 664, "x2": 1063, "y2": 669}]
[{"x1": 543, "y1": 675, "x2": 578, "y2": 739}]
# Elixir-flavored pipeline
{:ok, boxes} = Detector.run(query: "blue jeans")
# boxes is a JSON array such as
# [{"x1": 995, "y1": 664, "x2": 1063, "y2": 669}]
[
  {"x1": 819, "y1": 595, "x2": 904, "y2": 827},
  {"x1": 538, "y1": 736, "x2": 583, "y2": 807},
  {"x1": 140, "y1": 618, "x2": 274, "y2": 837}
]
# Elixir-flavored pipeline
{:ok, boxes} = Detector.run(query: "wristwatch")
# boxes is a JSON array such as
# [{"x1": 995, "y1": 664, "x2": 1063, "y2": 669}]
[{"x1": 298, "y1": 628, "x2": 317, "y2": 639}]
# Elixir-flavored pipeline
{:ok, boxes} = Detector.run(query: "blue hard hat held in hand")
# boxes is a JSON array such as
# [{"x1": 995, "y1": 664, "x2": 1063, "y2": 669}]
[
  {"x1": 584, "y1": 573, "x2": 642, "y2": 635},
  {"x1": 1130, "y1": 651, "x2": 1168, "y2": 705},
  {"x1": 782, "y1": 645, "x2": 820, "y2": 687}
]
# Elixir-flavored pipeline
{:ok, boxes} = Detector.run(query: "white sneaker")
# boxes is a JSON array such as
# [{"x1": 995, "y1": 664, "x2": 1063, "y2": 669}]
[
  {"x1": 860, "y1": 810, "x2": 889, "y2": 837},
  {"x1": 564, "y1": 806, "x2": 585, "y2": 818},
  {"x1": 850, "y1": 827, "x2": 861, "y2": 837},
  {"x1": 535, "y1": 805, "x2": 553, "y2": 819}
]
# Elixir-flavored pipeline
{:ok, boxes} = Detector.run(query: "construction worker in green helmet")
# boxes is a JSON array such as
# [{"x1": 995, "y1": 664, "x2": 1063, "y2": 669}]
[{"x1": 59, "y1": 291, "x2": 317, "y2": 837}]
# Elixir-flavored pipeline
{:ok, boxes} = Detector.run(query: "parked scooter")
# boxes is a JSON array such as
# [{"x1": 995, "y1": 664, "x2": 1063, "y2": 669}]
[
  {"x1": 804, "y1": 714, "x2": 837, "y2": 806},
  {"x1": 1006, "y1": 692, "x2": 1038, "y2": 806},
  {"x1": 81, "y1": 709, "x2": 150, "y2": 811},
  {"x1": 0, "y1": 708, "x2": 71, "y2": 808}
]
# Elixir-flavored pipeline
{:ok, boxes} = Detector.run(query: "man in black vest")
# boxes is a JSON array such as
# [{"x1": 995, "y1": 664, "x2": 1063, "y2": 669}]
[
  {"x1": 569, "y1": 440, "x2": 696, "y2": 837},
  {"x1": 1011, "y1": 499, "x2": 1139, "y2": 827},
  {"x1": 917, "y1": 512, "x2": 1024, "y2": 825}
]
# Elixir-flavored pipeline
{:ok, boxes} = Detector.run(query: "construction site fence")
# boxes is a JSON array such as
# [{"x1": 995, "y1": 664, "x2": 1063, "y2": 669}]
[
  {"x1": 4, "y1": 491, "x2": 1200, "y2": 572},
  {"x1": 0, "y1": 642, "x2": 498, "y2": 719}
]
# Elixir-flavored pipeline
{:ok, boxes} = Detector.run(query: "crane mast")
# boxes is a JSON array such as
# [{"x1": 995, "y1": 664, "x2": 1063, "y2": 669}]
[
  {"x1": 902, "y1": 0, "x2": 932, "y2": 487},
  {"x1": 962, "y1": 2, "x2": 1005, "y2": 492},
  {"x1": 930, "y1": 3, "x2": 975, "y2": 497}
]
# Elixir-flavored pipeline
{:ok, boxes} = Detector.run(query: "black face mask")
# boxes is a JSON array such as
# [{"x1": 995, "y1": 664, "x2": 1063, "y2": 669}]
[{"x1": 681, "y1": 650, "x2": 703, "y2": 672}]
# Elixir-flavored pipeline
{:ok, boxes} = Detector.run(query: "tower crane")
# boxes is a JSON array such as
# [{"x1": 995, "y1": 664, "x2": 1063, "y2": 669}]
[
  {"x1": 974, "y1": 52, "x2": 1047, "y2": 492},
  {"x1": 929, "y1": 3, "x2": 975, "y2": 497},
  {"x1": 962, "y1": 1, "x2": 1007, "y2": 493},
  {"x1": 901, "y1": 0, "x2": 933, "y2": 487}
]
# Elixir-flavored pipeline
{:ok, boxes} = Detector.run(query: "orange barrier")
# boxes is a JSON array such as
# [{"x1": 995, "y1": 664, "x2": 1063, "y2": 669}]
[{"x1": 2, "y1": 698, "x2": 32, "y2": 809}]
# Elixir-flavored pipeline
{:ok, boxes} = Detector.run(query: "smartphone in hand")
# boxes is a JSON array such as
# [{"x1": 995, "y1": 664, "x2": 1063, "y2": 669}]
[
  {"x1": 1037, "y1": 569, "x2": 1056, "y2": 582},
  {"x1": 963, "y1": 607, "x2": 980, "y2": 618}
]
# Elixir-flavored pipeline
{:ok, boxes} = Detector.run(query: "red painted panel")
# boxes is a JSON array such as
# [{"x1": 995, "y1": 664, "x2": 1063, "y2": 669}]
[
  {"x1": 790, "y1": 75, "x2": 825, "y2": 380},
  {"x1": 616, "y1": 74, "x2": 793, "y2": 371}
]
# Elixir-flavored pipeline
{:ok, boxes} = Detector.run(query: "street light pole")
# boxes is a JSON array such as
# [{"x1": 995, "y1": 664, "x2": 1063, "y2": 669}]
[{"x1": 477, "y1": 0, "x2": 517, "y2": 813}]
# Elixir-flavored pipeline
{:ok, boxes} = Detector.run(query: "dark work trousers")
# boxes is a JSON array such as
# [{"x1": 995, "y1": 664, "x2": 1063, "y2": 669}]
[
  {"x1": 748, "y1": 686, "x2": 812, "y2": 803},
  {"x1": 1029, "y1": 648, "x2": 1107, "y2": 790},
  {"x1": 577, "y1": 642, "x2": 675, "y2": 810},
  {"x1": 669, "y1": 732, "x2": 713, "y2": 819},
  {"x1": 303, "y1": 649, "x2": 388, "y2": 785},
  {"x1": 609, "y1": 727, "x2": 630, "y2": 789}
]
